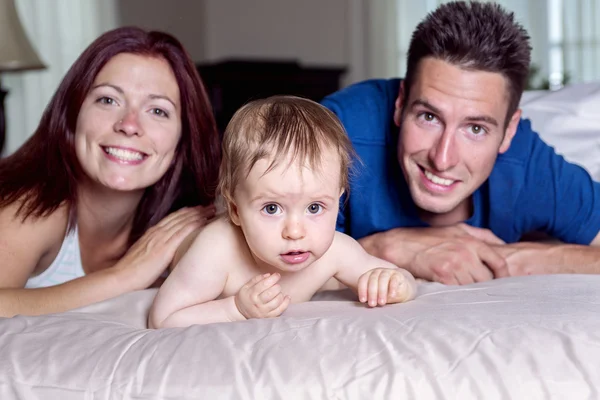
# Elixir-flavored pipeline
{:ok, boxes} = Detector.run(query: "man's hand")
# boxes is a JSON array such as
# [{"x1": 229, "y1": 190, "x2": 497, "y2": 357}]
[
  {"x1": 234, "y1": 273, "x2": 291, "y2": 319},
  {"x1": 358, "y1": 223, "x2": 509, "y2": 285},
  {"x1": 357, "y1": 268, "x2": 417, "y2": 307}
]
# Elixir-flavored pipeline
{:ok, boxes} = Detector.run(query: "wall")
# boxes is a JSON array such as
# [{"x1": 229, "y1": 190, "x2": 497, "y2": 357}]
[
  {"x1": 116, "y1": 0, "x2": 367, "y2": 86},
  {"x1": 201, "y1": 0, "x2": 347, "y2": 66},
  {"x1": 117, "y1": 0, "x2": 206, "y2": 62}
]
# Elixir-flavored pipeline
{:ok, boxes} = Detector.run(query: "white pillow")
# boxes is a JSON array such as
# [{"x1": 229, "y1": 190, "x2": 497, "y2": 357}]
[{"x1": 520, "y1": 83, "x2": 600, "y2": 181}]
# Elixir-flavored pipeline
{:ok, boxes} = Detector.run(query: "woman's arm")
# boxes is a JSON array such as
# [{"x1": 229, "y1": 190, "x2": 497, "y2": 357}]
[
  {"x1": 0, "y1": 204, "x2": 125, "y2": 317},
  {"x1": 0, "y1": 205, "x2": 206, "y2": 317},
  {"x1": 0, "y1": 269, "x2": 137, "y2": 317}
]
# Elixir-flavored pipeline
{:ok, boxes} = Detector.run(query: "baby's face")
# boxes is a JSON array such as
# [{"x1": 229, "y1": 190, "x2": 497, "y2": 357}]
[{"x1": 230, "y1": 146, "x2": 343, "y2": 273}]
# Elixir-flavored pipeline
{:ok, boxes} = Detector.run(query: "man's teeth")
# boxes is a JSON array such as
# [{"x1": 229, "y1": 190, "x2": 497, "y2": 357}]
[
  {"x1": 424, "y1": 170, "x2": 454, "y2": 186},
  {"x1": 104, "y1": 147, "x2": 144, "y2": 161}
]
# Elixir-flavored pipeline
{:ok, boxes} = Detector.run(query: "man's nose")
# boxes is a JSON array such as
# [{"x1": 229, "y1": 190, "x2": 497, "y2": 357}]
[{"x1": 429, "y1": 129, "x2": 458, "y2": 171}]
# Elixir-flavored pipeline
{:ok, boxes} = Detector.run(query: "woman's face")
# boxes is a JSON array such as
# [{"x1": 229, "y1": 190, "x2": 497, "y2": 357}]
[{"x1": 74, "y1": 53, "x2": 182, "y2": 192}]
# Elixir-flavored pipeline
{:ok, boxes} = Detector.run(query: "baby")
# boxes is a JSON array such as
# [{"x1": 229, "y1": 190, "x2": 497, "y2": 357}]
[{"x1": 149, "y1": 96, "x2": 417, "y2": 328}]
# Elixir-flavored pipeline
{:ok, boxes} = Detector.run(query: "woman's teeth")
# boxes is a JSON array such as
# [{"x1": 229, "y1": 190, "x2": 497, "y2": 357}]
[{"x1": 104, "y1": 147, "x2": 144, "y2": 161}]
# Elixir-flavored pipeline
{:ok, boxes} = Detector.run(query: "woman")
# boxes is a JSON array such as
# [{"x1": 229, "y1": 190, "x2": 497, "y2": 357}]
[{"x1": 0, "y1": 27, "x2": 220, "y2": 317}]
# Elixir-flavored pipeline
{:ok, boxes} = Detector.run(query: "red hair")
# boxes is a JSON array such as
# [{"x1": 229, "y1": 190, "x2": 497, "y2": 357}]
[{"x1": 0, "y1": 27, "x2": 220, "y2": 244}]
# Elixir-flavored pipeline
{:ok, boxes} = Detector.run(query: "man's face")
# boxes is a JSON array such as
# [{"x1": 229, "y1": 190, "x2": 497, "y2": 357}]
[{"x1": 395, "y1": 57, "x2": 521, "y2": 226}]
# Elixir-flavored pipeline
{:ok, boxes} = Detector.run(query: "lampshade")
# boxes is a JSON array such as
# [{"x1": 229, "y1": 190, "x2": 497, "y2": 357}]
[{"x1": 0, "y1": 0, "x2": 45, "y2": 72}]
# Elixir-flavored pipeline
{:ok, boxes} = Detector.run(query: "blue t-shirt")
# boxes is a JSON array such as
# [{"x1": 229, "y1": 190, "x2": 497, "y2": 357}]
[{"x1": 322, "y1": 78, "x2": 600, "y2": 244}]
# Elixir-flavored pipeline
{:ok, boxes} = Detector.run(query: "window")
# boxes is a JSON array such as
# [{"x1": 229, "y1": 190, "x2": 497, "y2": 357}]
[{"x1": 394, "y1": 0, "x2": 600, "y2": 90}]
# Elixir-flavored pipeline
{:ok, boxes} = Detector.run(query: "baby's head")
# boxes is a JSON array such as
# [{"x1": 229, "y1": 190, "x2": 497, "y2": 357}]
[{"x1": 218, "y1": 95, "x2": 354, "y2": 272}]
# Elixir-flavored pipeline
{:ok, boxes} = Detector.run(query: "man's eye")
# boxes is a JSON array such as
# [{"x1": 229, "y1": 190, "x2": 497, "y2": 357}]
[
  {"x1": 263, "y1": 204, "x2": 280, "y2": 214},
  {"x1": 418, "y1": 112, "x2": 437, "y2": 123},
  {"x1": 307, "y1": 204, "x2": 322, "y2": 214},
  {"x1": 470, "y1": 125, "x2": 485, "y2": 135}
]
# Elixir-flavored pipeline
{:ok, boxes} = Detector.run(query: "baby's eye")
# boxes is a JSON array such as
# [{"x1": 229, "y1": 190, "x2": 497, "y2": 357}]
[
  {"x1": 307, "y1": 203, "x2": 322, "y2": 214},
  {"x1": 263, "y1": 204, "x2": 280, "y2": 215}
]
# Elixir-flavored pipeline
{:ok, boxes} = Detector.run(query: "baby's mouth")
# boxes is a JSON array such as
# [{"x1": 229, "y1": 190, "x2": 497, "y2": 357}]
[{"x1": 280, "y1": 251, "x2": 310, "y2": 265}]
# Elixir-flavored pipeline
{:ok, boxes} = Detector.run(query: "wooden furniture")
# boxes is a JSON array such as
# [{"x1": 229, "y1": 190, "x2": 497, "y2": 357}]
[{"x1": 196, "y1": 60, "x2": 346, "y2": 134}]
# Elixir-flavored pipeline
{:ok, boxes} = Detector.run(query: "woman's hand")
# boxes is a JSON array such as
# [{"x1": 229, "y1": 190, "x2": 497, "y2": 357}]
[{"x1": 114, "y1": 205, "x2": 215, "y2": 290}]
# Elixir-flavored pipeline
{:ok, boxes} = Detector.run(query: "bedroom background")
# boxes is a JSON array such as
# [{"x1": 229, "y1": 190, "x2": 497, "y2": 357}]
[{"x1": 0, "y1": 0, "x2": 596, "y2": 156}]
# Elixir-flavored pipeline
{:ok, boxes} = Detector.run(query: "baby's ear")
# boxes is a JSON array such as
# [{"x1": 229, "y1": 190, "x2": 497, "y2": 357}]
[{"x1": 228, "y1": 200, "x2": 241, "y2": 226}]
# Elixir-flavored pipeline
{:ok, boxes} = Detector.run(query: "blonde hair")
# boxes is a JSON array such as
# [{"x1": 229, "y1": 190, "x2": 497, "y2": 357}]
[{"x1": 218, "y1": 95, "x2": 355, "y2": 208}]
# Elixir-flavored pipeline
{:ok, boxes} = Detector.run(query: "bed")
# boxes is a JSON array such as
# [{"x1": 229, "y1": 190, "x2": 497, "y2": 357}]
[{"x1": 1, "y1": 83, "x2": 599, "y2": 399}]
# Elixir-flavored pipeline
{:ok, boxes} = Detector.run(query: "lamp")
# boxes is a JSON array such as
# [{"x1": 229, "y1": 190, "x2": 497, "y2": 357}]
[{"x1": 0, "y1": 0, "x2": 46, "y2": 156}]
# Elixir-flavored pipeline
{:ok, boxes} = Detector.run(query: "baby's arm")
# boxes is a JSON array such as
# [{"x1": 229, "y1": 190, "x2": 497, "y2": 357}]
[
  {"x1": 332, "y1": 232, "x2": 417, "y2": 306},
  {"x1": 148, "y1": 226, "x2": 243, "y2": 328}
]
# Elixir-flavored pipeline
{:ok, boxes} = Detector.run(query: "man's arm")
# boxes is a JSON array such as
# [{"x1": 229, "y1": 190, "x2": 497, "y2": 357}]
[
  {"x1": 496, "y1": 231, "x2": 600, "y2": 276},
  {"x1": 358, "y1": 224, "x2": 509, "y2": 285}
]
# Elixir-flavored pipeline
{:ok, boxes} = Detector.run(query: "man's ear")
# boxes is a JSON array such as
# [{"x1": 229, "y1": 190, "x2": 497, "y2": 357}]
[
  {"x1": 393, "y1": 81, "x2": 406, "y2": 127},
  {"x1": 499, "y1": 108, "x2": 521, "y2": 154}
]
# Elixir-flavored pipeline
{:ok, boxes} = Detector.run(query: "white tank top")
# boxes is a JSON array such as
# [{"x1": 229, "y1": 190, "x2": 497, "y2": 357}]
[{"x1": 25, "y1": 225, "x2": 85, "y2": 288}]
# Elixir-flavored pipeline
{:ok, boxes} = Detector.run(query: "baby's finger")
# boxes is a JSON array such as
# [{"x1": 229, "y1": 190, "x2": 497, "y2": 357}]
[
  {"x1": 252, "y1": 272, "x2": 280, "y2": 291},
  {"x1": 264, "y1": 292, "x2": 285, "y2": 311},
  {"x1": 243, "y1": 273, "x2": 270, "y2": 291},
  {"x1": 388, "y1": 273, "x2": 401, "y2": 298},
  {"x1": 367, "y1": 270, "x2": 382, "y2": 307},
  {"x1": 267, "y1": 294, "x2": 291, "y2": 317},
  {"x1": 357, "y1": 273, "x2": 370, "y2": 303},
  {"x1": 377, "y1": 272, "x2": 391, "y2": 306},
  {"x1": 259, "y1": 283, "x2": 282, "y2": 304}
]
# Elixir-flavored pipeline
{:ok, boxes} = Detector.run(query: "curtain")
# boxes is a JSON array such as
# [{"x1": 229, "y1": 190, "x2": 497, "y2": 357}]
[
  {"x1": 3, "y1": 0, "x2": 117, "y2": 155},
  {"x1": 389, "y1": 0, "x2": 598, "y2": 89}
]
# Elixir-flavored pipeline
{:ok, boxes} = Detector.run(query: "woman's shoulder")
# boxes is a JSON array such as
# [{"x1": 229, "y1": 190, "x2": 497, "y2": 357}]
[
  {"x1": 0, "y1": 201, "x2": 70, "y2": 286},
  {"x1": 0, "y1": 200, "x2": 69, "y2": 247}
]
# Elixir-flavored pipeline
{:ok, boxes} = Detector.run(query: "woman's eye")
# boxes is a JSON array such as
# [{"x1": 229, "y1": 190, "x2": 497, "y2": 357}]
[
  {"x1": 97, "y1": 97, "x2": 115, "y2": 105},
  {"x1": 307, "y1": 203, "x2": 322, "y2": 214},
  {"x1": 151, "y1": 108, "x2": 169, "y2": 118},
  {"x1": 263, "y1": 204, "x2": 280, "y2": 215}
]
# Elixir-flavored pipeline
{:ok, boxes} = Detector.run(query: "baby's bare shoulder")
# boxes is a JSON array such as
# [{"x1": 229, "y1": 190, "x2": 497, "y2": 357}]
[
  {"x1": 329, "y1": 231, "x2": 363, "y2": 254},
  {"x1": 185, "y1": 216, "x2": 248, "y2": 266}
]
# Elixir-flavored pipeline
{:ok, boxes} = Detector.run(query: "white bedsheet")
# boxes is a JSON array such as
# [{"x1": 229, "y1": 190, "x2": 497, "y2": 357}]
[{"x1": 1, "y1": 274, "x2": 599, "y2": 399}]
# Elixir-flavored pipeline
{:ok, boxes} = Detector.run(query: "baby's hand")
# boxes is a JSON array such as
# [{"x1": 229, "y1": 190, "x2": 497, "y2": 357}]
[
  {"x1": 234, "y1": 273, "x2": 291, "y2": 320},
  {"x1": 358, "y1": 268, "x2": 417, "y2": 307}
]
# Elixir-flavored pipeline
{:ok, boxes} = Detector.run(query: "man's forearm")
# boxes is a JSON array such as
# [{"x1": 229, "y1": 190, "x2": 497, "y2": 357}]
[
  {"x1": 358, "y1": 228, "x2": 437, "y2": 270},
  {"x1": 498, "y1": 242, "x2": 600, "y2": 275}
]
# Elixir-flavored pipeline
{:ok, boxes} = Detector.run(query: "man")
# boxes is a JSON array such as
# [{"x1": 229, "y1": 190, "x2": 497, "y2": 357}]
[{"x1": 322, "y1": 1, "x2": 600, "y2": 285}]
